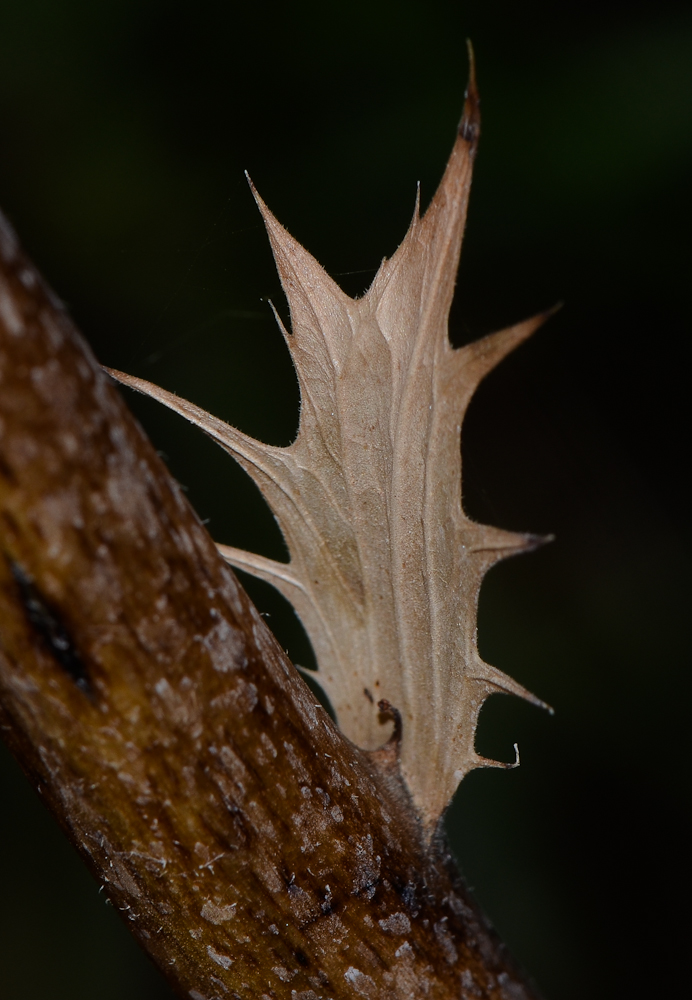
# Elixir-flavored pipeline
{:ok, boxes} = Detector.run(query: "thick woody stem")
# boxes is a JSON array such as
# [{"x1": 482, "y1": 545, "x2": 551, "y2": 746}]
[{"x1": 0, "y1": 210, "x2": 539, "y2": 1000}]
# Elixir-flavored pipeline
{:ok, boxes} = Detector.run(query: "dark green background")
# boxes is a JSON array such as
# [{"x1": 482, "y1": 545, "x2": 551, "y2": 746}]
[{"x1": 1, "y1": 2, "x2": 690, "y2": 997}]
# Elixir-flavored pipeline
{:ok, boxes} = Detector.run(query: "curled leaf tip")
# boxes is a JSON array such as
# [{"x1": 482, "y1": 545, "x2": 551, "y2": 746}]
[
  {"x1": 377, "y1": 699, "x2": 403, "y2": 745},
  {"x1": 478, "y1": 743, "x2": 521, "y2": 772},
  {"x1": 366, "y1": 699, "x2": 404, "y2": 776}
]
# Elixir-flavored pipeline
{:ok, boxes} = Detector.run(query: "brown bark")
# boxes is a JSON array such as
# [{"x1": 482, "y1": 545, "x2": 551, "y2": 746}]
[{"x1": 0, "y1": 209, "x2": 540, "y2": 999}]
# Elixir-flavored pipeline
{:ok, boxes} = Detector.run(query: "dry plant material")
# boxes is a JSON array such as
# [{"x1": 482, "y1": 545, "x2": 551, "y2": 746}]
[
  {"x1": 109, "y1": 56, "x2": 552, "y2": 829},
  {"x1": 0, "y1": 158, "x2": 543, "y2": 1000},
  {"x1": 1, "y1": 51, "x2": 550, "y2": 1000}
]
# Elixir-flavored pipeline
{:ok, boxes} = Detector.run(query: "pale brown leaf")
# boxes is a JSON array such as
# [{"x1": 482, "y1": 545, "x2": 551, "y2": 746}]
[{"x1": 108, "y1": 54, "x2": 554, "y2": 828}]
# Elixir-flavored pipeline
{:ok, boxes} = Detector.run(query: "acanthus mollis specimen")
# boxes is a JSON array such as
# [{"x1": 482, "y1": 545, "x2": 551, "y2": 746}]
[{"x1": 109, "y1": 53, "x2": 553, "y2": 831}]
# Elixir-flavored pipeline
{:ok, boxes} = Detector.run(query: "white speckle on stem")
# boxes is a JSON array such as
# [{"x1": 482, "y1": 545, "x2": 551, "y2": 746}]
[
  {"x1": 434, "y1": 917, "x2": 459, "y2": 965},
  {"x1": 207, "y1": 945, "x2": 233, "y2": 970},
  {"x1": 201, "y1": 901, "x2": 236, "y2": 924},
  {"x1": 344, "y1": 967, "x2": 376, "y2": 996},
  {"x1": 378, "y1": 912, "x2": 411, "y2": 935},
  {"x1": 272, "y1": 965, "x2": 295, "y2": 982}
]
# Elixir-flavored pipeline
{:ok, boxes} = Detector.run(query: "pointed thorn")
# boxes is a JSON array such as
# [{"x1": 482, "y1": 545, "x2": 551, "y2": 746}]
[
  {"x1": 459, "y1": 40, "x2": 480, "y2": 152},
  {"x1": 267, "y1": 298, "x2": 291, "y2": 343},
  {"x1": 470, "y1": 530, "x2": 554, "y2": 561},
  {"x1": 520, "y1": 532, "x2": 556, "y2": 554},
  {"x1": 525, "y1": 691, "x2": 553, "y2": 713},
  {"x1": 244, "y1": 171, "x2": 268, "y2": 216},
  {"x1": 542, "y1": 301, "x2": 564, "y2": 322},
  {"x1": 451, "y1": 306, "x2": 559, "y2": 395},
  {"x1": 472, "y1": 659, "x2": 553, "y2": 714}
]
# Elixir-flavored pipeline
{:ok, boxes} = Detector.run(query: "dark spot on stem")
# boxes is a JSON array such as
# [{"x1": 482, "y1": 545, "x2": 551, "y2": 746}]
[
  {"x1": 0, "y1": 453, "x2": 15, "y2": 482},
  {"x1": 11, "y1": 561, "x2": 92, "y2": 695}
]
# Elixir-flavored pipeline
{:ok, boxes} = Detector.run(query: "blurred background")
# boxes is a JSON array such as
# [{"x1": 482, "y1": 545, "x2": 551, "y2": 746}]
[{"x1": 1, "y1": 1, "x2": 690, "y2": 997}]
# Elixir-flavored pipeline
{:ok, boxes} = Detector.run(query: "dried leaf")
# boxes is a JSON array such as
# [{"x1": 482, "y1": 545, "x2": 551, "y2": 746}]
[{"x1": 108, "y1": 53, "x2": 553, "y2": 828}]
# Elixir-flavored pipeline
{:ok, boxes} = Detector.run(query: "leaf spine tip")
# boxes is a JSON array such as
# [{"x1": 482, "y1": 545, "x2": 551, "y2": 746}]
[
  {"x1": 473, "y1": 659, "x2": 551, "y2": 715},
  {"x1": 244, "y1": 175, "x2": 282, "y2": 238},
  {"x1": 515, "y1": 532, "x2": 555, "y2": 555},
  {"x1": 459, "y1": 40, "x2": 480, "y2": 151},
  {"x1": 541, "y1": 301, "x2": 564, "y2": 322},
  {"x1": 468, "y1": 530, "x2": 554, "y2": 568},
  {"x1": 413, "y1": 181, "x2": 421, "y2": 221},
  {"x1": 267, "y1": 298, "x2": 291, "y2": 343}
]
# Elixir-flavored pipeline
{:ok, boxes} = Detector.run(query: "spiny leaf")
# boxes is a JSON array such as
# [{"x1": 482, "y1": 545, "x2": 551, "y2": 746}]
[{"x1": 108, "y1": 51, "x2": 554, "y2": 829}]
